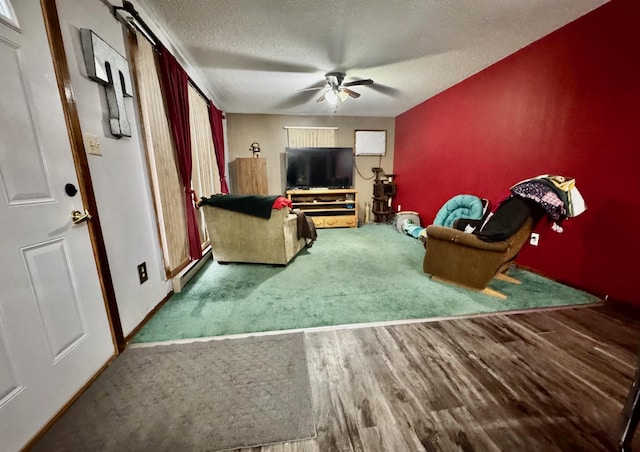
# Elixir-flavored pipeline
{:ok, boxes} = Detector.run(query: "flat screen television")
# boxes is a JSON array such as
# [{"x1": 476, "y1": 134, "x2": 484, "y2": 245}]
[{"x1": 286, "y1": 147, "x2": 354, "y2": 189}]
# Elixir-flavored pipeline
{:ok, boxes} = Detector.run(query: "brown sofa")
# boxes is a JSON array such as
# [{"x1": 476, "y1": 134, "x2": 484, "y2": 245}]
[{"x1": 202, "y1": 205, "x2": 306, "y2": 265}]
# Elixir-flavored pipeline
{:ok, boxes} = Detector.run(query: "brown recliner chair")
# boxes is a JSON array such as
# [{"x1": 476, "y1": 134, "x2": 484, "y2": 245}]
[{"x1": 423, "y1": 196, "x2": 545, "y2": 298}]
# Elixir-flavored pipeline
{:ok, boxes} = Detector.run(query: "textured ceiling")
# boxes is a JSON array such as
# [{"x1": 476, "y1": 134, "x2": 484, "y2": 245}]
[{"x1": 134, "y1": 0, "x2": 608, "y2": 117}]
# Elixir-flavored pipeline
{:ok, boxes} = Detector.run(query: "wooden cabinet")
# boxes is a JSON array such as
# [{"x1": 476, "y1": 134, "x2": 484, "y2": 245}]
[
  {"x1": 232, "y1": 157, "x2": 268, "y2": 195},
  {"x1": 286, "y1": 189, "x2": 358, "y2": 229}
]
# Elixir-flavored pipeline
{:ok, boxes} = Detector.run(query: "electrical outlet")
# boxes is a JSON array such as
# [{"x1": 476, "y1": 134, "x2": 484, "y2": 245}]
[
  {"x1": 529, "y1": 233, "x2": 540, "y2": 246},
  {"x1": 137, "y1": 262, "x2": 148, "y2": 284}
]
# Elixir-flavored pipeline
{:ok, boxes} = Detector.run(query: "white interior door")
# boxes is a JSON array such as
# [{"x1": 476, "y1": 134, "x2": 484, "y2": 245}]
[{"x1": 0, "y1": 0, "x2": 115, "y2": 450}]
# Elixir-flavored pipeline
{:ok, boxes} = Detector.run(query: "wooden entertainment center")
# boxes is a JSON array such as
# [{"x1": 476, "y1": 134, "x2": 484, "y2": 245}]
[{"x1": 286, "y1": 189, "x2": 358, "y2": 228}]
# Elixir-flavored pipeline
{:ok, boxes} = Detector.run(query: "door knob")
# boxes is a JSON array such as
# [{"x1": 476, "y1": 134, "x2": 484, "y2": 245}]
[{"x1": 71, "y1": 209, "x2": 92, "y2": 224}]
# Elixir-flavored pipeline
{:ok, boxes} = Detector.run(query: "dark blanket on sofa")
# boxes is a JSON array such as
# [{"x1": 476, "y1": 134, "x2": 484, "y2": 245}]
[
  {"x1": 293, "y1": 210, "x2": 317, "y2": 247},
  {"x1": 199, "y1": 194, "x2": 279, "y2": 219}
]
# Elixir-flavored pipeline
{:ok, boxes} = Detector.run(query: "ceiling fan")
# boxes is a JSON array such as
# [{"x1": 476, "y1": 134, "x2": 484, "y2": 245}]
[{"x1": 301, "y1": 72, "x2": 374, "y2": 105}]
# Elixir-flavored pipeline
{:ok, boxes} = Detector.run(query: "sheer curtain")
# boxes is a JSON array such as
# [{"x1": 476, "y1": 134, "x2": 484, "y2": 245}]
[
  {"x1": 129, "y1": 32, "x2": 226, "y2": 273},
  {"x1": 286, "y1": 127, "x2": 337, "y2": 147},
  {"x1": 188, "y1": 84, "x2": 220, "y2": 247},
  {"x1": 130, "y1": 33, "x2": 188, "y2": 275}
]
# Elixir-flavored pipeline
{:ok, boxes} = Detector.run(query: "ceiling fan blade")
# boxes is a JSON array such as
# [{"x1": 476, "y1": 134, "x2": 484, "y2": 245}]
[
  {"x1": 276, "y1": 85, "x2": 328, "y2": 109},
  {"x1": 342, "y1": 88, "x2": 360, "y2": 99},
  {"x1": 298, "y1": 84, "x2": 328, "y2": 92},
  {"x1": 316, "y1": 90, "x2": 328, "y2": 102},
  {"x1": 343, "y1": 79, "x2": 374, "y2": 87}
]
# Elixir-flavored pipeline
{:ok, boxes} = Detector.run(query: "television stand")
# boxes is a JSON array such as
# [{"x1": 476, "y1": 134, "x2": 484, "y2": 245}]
[{"x1": 286, "y1": 188, "x2": 358, "y2": 228}]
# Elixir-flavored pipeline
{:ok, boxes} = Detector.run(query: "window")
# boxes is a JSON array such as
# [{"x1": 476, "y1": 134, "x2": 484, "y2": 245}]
[
  {"x1": 188, "y1": 83, "x2": 220, "y2": 248},
  {"x1": 130, "y1": 31, "x2": 188, "y2": 276},
  {"x1": 285, "y1": 127, "x2": 337, "y2": 147},
  {"x1": 0, "y1": 0, "x2": 18, "y2": 27},
  {"x1": 129, "y1": 31, "x2": 221, "y2": 276}
]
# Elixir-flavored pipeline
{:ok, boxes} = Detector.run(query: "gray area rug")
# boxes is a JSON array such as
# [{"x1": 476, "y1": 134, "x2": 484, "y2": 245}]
[{"x1": 33, "y1": 333, "x2": 316, "y2": 451}]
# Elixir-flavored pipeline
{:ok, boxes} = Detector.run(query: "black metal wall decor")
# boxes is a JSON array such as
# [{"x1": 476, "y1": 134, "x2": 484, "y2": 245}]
[{"x1": 80, "y1": 29, "x2": 133, "y2": 138}]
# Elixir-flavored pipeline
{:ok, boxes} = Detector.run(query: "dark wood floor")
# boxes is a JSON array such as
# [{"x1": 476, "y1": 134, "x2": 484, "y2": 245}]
[{"x1": 248, "y1": 303, "x2": 640, "y2": 452}]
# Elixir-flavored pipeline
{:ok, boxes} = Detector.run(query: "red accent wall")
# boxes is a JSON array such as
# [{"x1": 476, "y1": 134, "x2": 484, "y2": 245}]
[{"x1": 394, "y1": 0, "x2": 640, "y2": 305}]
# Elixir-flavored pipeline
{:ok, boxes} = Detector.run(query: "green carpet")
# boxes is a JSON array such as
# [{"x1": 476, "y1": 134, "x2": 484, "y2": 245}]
[{"x1": 132, "y1": 224, "x2": 601, "y2": 343}]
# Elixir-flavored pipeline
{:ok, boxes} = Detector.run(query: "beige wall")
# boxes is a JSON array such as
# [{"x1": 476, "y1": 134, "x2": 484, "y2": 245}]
[
  {"x1": 226, "y1": 114, "x2": 395, "y2": 223},
  {"x1": 59, "y1": 0, "x2": 172, "y2": 336}
]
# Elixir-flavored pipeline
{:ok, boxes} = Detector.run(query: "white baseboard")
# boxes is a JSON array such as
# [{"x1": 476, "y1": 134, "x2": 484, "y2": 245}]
[{"x1": 172, "y1": 246, "x2": 212, "y2": 293}]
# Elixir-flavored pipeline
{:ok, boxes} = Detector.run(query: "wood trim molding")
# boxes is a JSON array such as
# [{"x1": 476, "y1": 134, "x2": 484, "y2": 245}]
[
  {"x1": 40, "y1": 0, "x2": 125, "y2": 351},
  {"x1": 124, "y1": 290, "x2": 174, "y2": 344},
  {"x1": 23, "y1": 354, "x2": 117, "y2": 449},
  {"x1": 168, "y1": 257, "x2": 191, "y2": 279}
]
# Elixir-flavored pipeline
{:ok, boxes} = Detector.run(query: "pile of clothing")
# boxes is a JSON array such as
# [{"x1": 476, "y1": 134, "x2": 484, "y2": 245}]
[{"x1": 509, "y1": 174, "x2": 586, "y2": 232}]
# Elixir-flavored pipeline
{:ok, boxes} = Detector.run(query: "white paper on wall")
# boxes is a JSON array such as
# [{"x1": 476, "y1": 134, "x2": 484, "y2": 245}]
[{"x1": 355, "y1": 130, "x2": 386, "y2": 155}]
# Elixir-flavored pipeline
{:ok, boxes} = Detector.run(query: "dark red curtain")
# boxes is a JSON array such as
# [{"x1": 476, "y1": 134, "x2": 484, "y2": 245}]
[
  {"x1": 208, "y1": 101, "x2": 229, "y2": 193},
  {"x1": 157, "y1": 45, "x2": 202, "y2": 260}
]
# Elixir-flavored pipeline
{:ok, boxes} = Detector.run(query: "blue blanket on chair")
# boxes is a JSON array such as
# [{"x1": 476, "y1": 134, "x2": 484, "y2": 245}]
[{"x1": 433, "y1": 194, "x2": 483, "y2": 228}]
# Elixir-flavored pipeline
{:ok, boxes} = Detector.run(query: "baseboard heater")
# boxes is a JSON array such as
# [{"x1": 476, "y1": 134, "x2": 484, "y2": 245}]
[{"x1": 172, "y1": 246, "x2": 212, "y2": 293}]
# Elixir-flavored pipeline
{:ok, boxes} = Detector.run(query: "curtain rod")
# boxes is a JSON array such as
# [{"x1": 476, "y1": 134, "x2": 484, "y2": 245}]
[
  {"x1": 112, "y1": 1, "x2": 161, "y2": 47},
  {"x1": 113, "y1": 1, "x2": 213, "y2": 108},
  {"x1": 283, "y1": 126, "x2": 338, "y2": 130},
  {"x1": 188, "y1": 80, "x2": 211, "y2": 107}
]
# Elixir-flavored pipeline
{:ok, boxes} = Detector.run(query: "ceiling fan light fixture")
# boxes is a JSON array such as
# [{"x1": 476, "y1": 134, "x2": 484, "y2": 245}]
[
  {"x1": 325, "y1": 89, "x2": 339, "y2": 105},
  {"x1": 311, "y1": 72, "x2": 375, "y2": 106}
]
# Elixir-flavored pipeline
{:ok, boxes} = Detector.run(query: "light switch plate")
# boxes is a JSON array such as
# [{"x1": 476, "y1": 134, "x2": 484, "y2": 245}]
[{"x1": 85, "y1": 133, "x2": 102, "y2": 156}]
